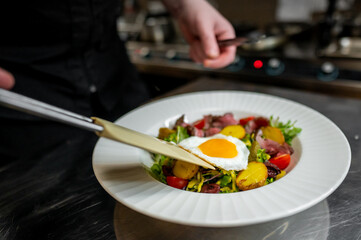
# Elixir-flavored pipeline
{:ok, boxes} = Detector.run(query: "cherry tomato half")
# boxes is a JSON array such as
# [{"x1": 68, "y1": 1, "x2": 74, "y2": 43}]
[
  {"x1": 239, "y1": 116, "x2": 255, "y2": 126},
  {"x1": 193, "y1": 119, "x2": 205, "y2": 129},
  {"x1": 269, "y1": 154, "x2": 291, "y2": 170},
  {"x1": 166, "y1": 176, "x2": 189, "y2": 189}
]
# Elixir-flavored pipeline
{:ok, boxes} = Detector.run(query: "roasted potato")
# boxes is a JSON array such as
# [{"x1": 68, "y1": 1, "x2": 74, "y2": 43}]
[
  {"x1": 220, "y1": 125, "x2": 246, "y2": 139},
  {"x1": 173, "y1": 160, "x2": 199, "y2": 180},
  {"x1": 158, "y1": 127, "x2": 175, "y2": 140},
  {"x1": 260, "y1": 126, "x2": 285, "y2": 144},
  {"x1": 236, "y1": 162, "x2": 268, "y2": 191}
]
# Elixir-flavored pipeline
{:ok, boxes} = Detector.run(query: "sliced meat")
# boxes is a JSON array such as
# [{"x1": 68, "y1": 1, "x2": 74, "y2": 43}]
[
  {"x1": 200, "y1": 183, "x2": 221, "y2": 193},
  {"x1": 254, "y1": 117, "x2": 269, "y2": 128},
  {"x1": 212, "y1": 112, "x2": 238, "y2": 128},
  {"x1": 276, "y1": 143, "x2": 294, "y2": 156},
  {"x1": 162, "y1": 165, "x2": 173, "y2": 177},
  {"x1": 174, "y1": 115, "x2": 189, "y2": 129},
  {"x1": 256, "y1": 131, "x2": 293, "y2": 157},
  {"x1": 204, "y1": 127, "x2": 221, "y2": 137},
  {"x1": 245, "y1": 119, "x2": 258, "y2": 134},
  {"x1": 187, "y1": 125, "x2": 204, "y2": 137},
  {"x1": 203, "y1": 115, "x2": 213, "y2": 129},
  {"x1": 245, "y1": 117, "x2": 269, "y2": 134},
  {"x1": 256, "y1": 134, "x2": 280, "y2": 156}
]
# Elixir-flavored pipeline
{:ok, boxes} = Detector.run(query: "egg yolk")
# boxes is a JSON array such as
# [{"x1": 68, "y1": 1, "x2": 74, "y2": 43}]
[{"x1": 198, "y1": 139, "x2": 237, "y2": 158}]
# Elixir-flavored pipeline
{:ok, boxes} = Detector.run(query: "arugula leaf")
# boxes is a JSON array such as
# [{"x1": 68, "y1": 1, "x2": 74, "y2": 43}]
[
  {"x1": 164, "y1": 126, "x2": 189, "y2": 144},
  {"x1": 270, "y1": 116, "x2": 302, "y2": 145}
]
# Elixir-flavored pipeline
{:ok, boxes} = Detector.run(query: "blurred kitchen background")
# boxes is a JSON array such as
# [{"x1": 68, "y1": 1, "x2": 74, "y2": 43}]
[{"x1": 117, "y1": 0, "x2": 361, "y2": 98}]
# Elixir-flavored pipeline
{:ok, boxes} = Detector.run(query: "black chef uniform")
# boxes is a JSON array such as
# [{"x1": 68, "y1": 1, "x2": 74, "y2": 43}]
[
  {"x1": 0, "y1": 0, "x2": 149, "y2": 239},
  {"x1": 0, "y1": 0, "x2": 150, "y2": 159}
]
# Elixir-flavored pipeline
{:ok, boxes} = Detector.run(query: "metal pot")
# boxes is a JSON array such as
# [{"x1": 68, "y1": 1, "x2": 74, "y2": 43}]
[{"x1": 140, "y1": 17, "x2": 173, "y2": 43}]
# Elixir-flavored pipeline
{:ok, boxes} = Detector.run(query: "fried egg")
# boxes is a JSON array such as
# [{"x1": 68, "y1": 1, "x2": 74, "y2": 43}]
[{"x1": 178, "y1": 134, "x2": 249, "y2": 171}]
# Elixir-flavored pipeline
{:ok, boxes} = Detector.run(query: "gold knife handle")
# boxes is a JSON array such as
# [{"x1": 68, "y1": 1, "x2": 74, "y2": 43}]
[{"x1": 92, "y1": 117, "x2": 215, "y2": 169}]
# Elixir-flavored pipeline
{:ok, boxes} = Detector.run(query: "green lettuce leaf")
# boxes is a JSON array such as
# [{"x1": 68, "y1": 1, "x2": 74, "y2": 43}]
[{"x1": 256, "y1": 149, "x2": 270, "y2": 163}]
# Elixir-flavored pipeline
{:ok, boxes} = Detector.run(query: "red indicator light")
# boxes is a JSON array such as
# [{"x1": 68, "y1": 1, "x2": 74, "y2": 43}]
[{"x1": 253, "y1": 60, "x2": 263, "y2": 69}]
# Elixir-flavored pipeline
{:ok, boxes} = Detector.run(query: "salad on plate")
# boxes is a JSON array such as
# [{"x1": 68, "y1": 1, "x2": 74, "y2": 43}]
[{"x1": 150, "y1": 112, "x2": 301, "y2": 193}]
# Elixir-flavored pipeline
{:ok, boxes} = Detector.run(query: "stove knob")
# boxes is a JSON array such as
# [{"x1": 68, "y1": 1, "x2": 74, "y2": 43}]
[
  {"x1": 226, "y1": 55, "x2": 245, "y2": 72},
  {"x1": 269, "y1": 58, "x2": 281, "y2": 68},
  {"x1": 139, "y1": 47, "x2": 151, "y2": 58},
  {"x1": 266, "y1": 58, "x2": 284, "y2": 76},
  {"x1": 318, "y1": 62, "x2": 339, "y2": 81},
  {"x1": 321, "y1": 62, "x2": 335, "y2": 74},
  {"x1": 165, "y1": 49, "x2": 177, "y2": 60}
]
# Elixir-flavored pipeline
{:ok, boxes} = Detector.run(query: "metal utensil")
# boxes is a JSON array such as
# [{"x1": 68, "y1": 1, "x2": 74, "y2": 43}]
[
  {"x1": 218, "y1": 37, "x2": 256, "y2": 47},
  {"x1": 0, "y1": 89, "x2": 214, "y2": 169},
  {"x1": 217, "y1": 33, "x2": 265, "y2": 47}
]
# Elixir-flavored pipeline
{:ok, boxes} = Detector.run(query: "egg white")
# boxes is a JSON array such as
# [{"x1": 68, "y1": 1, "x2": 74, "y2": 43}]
[{"x1": 178, "y1": 134, "x2": 249, "y2": 171}]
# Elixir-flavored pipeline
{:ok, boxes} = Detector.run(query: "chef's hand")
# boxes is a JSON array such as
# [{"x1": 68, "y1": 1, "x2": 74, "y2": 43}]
[
  {"x1": 163, "y1": 0, "x2": 236, "y2": 69},
  {"x1": 0, "y1": 67, "x2": 15, "y2": 89}
]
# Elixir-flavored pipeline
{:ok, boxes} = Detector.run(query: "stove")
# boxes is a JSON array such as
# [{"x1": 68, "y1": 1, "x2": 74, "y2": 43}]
[
  {"x1": 122, "y1": 12, "x2": 361, "y2": 98},
  {"x1": 126, "y1": 36, "x2": 361, "y2": 98}
]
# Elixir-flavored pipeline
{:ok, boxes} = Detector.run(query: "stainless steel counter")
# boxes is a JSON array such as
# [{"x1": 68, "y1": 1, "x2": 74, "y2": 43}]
[{"x1": 114, "y1": 77, "x2": 361, "y2": 240}]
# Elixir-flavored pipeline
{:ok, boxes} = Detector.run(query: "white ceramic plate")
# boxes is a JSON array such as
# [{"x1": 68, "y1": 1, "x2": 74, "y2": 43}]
[{"x1": 92, "y1": 91, "x2": 351, "y2": 227}]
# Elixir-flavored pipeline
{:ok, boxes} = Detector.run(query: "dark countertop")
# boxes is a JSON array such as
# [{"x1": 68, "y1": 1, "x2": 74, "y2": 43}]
[
  {"x1": 1, "y1": 76, "x2": 360, "y2": 240},
  {"x1": 0, "y1": 126, "x2": 116, "y2": 240},
  {"x1": 114, "y1": 77, "x2": 361, "y2": 240}
]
